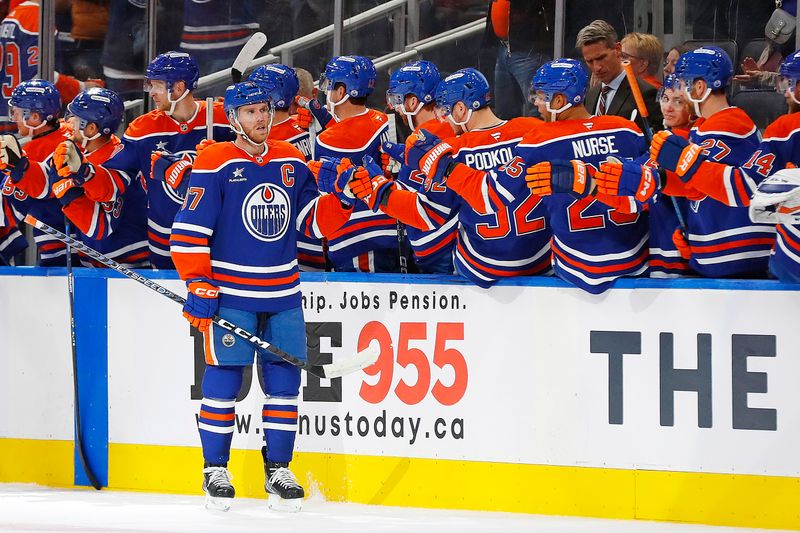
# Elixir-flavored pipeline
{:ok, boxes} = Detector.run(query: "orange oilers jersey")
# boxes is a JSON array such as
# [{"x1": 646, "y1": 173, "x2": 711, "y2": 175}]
[
  {"x1": 270, "y1": 116, "x2": 312, "y2": 161},
  {"x1": 100, "y1": 99, "x2": 234, "y2": 268},
  {"x1": 448, "y1": 114, "x2": 649, "y2": 294},
  {"x1": 170, "y1": 140, "x2": 351, "y2": 312},
  {"x1": 678, "y1": 106, "x2": 773, "y2": 277},
  {"x1": 313, "y1": 109, "x2": 396, "y2": 269},
  {"x1": 1, "y1": 124, "x2": 72, "y2": 265},
  {"x1": 444, "y1": 116, "x2": 552, "y2": 288},
  {"x1": 58, "y1": 136, "x2": 150, "y2": 268},
  {"x1": 390, "y1": 117, "x2": 459, "y2": 272}
]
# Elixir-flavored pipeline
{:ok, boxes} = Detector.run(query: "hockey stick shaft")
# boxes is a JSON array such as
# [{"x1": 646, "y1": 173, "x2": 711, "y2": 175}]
[
  {"x1": 26, "y1": 215, "x2": 378, "y2": 379},
  {"x1": 65, "y1": 221, "x2": 102, "y2": 490},
  {"x1": 205, "y1": 97, "x2": 214, "y2": 141},
  {"x1": 622, "y1": 60, "x2": 687, "y2": 231}
]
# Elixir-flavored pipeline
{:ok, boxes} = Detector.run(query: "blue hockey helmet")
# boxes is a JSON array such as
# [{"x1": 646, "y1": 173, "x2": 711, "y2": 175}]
[
  {"x1": 320, "y1": 55, "x2": 377, "y2": 98},
  {"x1": 530, "y1": 59, "x2": 588, "y2": 120},
  {"x1": 674, "y1": 46, "x2": 732, "y2": 91},
  {"x1": 67, "y1": 88, "x2": 124, "y2": 136},
  {"x1": 434, "y1": 68, "x2": 491, "y2": 116},
  {"x1": 9, "y1": 79, "x2": 61, "y2": 123},
  {"x1": 387, "y1": 60, "x2": 441, "y2": 108},
  {"x1": 145, "y1": 51, "x2": 200, "y2": 91},
  {"x1": 248, "y1": 64, "x2": 300, "y2": 110},
  {"x1": 778, "y1": 50, "x2": 800, "y2": 104},
  {"x1": 224, "y1": 81, "x2": 272, "y2": 117}
]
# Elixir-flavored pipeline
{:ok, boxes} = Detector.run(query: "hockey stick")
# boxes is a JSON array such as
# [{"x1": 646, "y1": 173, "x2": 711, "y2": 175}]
[
  {"x1": 385, "y1": 114, "x2": 407, "y2": 273},
  {"x1": 26, "y1": 215, "x2": 379, "y2": 379},
  {"x1": 231, "y1": 32, "x2": 268, "y2": 83},
  {"x1": 64, "y1": 220, "x2": 102, "y2": 490},
  {"x1": 622, "y1": 60, "x2": 687, "y2": 231},
  {"x1": 205, "y1": 97, "x2": 214, "y2": 141}
]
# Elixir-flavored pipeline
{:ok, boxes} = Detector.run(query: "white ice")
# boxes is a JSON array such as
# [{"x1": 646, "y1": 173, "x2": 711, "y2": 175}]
[{"x1": 0, "y1": 483, "x2": 788, "y2": 533}]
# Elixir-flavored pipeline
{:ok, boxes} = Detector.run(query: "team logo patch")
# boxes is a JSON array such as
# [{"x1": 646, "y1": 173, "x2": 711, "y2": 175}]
[
  {"x1": 242, "y1": 183, "x2": 291, "y2": 242},
  {"x1": 222, "y1": 334, "x2": 236, "y2": 347}
]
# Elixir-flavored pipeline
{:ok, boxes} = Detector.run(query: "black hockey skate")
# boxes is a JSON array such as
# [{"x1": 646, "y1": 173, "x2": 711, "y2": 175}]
[
  {"x1": 202, "y1": 464, "x2": 235, "y2": 511},
  {"x1": 262, "y1": 446, "x2": 304, "y2": 512}
]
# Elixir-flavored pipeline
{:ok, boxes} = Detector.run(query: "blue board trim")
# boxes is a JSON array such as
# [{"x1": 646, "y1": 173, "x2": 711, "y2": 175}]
[
  {"x1": 1, "y1": 266, "x2": 800, "y2": 291},
  {"x1": 73, "y1": 276, "x2": 109, "y2": 487}
]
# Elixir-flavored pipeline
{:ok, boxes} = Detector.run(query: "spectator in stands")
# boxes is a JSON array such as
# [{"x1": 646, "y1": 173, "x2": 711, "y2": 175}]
[
  {"x1": 663, "y1": 44, "x2": 691, "y2": 77},
  {"x1": 483, "y1": 0, "x2": 554, "y2": 119},
  {"x1": 577, "y1": 20, "x2": 663, "y2": 131},
  {"x1": 621, "y1": 32, "x2": 664, "y2": 88},
  {"x1": 56, "y1": 0, "x2": 109, "y2": 80},
  {"x1": 179, "y1": 0, "x2": 259, "y2": 77}
]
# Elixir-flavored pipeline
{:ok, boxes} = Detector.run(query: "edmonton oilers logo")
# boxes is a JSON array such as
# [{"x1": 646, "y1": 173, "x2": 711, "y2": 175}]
[{"x1": 242, "y1": 183, "x2": 291, "y2": 242}]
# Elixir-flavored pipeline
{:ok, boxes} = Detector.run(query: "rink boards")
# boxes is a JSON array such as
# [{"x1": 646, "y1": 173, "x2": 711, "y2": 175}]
[{"x1": 2, "y1": 267, "x2": 800, "y2": 530}]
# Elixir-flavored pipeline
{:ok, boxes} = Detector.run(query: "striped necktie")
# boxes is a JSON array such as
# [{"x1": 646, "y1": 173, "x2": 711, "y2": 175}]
[{"x1": 598, "y1": 84, "x2": 612, "y2": 115}]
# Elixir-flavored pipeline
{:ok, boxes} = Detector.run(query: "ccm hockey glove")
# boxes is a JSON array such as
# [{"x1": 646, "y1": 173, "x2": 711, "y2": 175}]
[
  {"x1": 595, "y1": 160, "x2": 660, "y2": 203},
  {"x1": 183, "y1": 278, "x2": 219, "y2": 333}
]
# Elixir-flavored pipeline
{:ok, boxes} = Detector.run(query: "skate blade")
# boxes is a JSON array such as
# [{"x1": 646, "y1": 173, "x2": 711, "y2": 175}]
[
  {"x1": 204, "y1": 494, "x2": 232, "y2": 512},
  {"x1": 267, "y1": 493, "x2": 302, "y2": 513}
]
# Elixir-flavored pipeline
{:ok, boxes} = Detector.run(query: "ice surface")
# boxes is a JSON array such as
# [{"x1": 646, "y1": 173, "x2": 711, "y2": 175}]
[{"x1": 0, "y1": 484, "x2": 787, "y2": 533}]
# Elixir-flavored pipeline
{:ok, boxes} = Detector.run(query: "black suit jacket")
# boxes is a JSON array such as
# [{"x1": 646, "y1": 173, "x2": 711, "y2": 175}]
[{"x1": 584, "y1": 76, "x2": 664, "y2": 134}]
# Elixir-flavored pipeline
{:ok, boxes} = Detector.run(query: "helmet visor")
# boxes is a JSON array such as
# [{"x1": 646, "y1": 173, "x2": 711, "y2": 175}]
[
  {"x1": 319, "y1": 74, "x2": 333, "y2": 94},
  {"x1": 386, "y1": 90, "x2": 404, "y2": 111},
  {"x1": 777, "y1": 76, "x2": 798, "y2": 95},
  {"x1": 143, "y1": 79, "x2": 168, "y2": 95}
]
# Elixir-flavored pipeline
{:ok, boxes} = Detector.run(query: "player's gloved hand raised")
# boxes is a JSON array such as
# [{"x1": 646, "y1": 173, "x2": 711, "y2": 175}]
[
  {"x1": 650, "y1": 130, "x2": 706, "y2": 182},
  {"x1": 183, "y1": 278, "x2": 219, "y2": 333},
  {"x1": 196, "y1": 139, "x2": 216, "y2": 155},
  {"x1": 0, "y1": 134, "x2": 29, "y2": 183},
  {"x1": 308, "y1": 157, "x2": 357, "y2": 206},
  {"x1": 381, "y1": 140, "x2": 406, "y2": 165},
  {"x1": 150, "y1": 151, "x2": 192, "y2": 193},
  {"x1": 405, "y1": 129, "x2": 456, "y2": 192},
  {"x1": 295, "y1": 95, "x2": 332, "y2": 130},
  {"x1": 51, "y1": 177, "x2": 84, "y2": 207},
  {"x1": 525, "y1": 160, "x2": 593, "y2": 197},
  {"x1": 53, "y1": 140, "x2": 94, "y2": 184},
  {"x1": 350, "y1": 155, "x2": 395, "y2": 211},
  {"x1": 595, "y1": 160, "x2": 660, "y2": 202}
]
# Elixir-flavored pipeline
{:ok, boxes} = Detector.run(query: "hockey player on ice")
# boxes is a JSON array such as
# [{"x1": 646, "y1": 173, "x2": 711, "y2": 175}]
[{"x1": 170, "y1": 81, "x2": 356, "y2": 512}]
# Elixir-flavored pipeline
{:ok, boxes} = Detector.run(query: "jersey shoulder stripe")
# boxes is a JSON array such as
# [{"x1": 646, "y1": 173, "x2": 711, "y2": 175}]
[
  {"x1": 6, "y1": 3, "x2": 39, "y2": 34},
  {"x1": 762, "y1": 112, "x2": 800, "y2": 142},
  {"x1": 693, "y1": 107, "x2": 757, "y2": 138},
  {"x1": 317, "y1": 109, "x2": 388, "y2": 151}
]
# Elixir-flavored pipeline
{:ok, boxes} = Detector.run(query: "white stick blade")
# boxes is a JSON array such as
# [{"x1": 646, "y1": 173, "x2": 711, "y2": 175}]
[
  {"x1": 323, "y1": 341, "x2": 381, "y2": 379},
  {"x1": 231, "y1": 32, "x2": 268, "y2": 81}
]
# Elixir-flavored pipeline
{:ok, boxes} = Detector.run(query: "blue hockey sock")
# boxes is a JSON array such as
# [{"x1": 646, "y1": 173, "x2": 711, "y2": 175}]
[
  {"x1": 198, "y1": 365, "x2": 244, "y2": 465},
  {"x1": 261, "y1": 361, "x2": 300, "y2": 463}
]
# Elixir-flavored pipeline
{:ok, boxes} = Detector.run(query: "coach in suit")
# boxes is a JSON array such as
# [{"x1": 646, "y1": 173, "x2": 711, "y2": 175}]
[{"x1": 577, "y1": 20, "x2": 663, "y2": 132}]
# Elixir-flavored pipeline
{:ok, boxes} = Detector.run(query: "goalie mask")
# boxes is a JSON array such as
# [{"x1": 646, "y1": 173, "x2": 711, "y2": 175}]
[{"x1": 750, "y1": 167, "x2": 800, "y2": 225}]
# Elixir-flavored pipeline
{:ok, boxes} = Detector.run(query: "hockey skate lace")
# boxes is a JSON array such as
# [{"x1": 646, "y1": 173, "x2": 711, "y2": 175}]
[
  {"x1": 269, "y1": 467, "x2": 300, "y2": 489},
  {"x1": 204, "y1": 466, "x2": 233, "y2": 488}
]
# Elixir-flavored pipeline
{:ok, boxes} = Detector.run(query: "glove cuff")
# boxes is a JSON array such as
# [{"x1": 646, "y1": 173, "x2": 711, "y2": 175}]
[{"x1": 58, "y1": 186, "x2": 84, "y2": 207}]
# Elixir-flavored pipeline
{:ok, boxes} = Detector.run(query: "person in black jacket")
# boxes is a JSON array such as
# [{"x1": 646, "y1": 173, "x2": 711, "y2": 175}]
[
  {"x1": 483, "y1": 0, "x2": 554, "y2": 119},
  {"x1": 577, "y1": 19, "x2": 663, "y2": 132}
]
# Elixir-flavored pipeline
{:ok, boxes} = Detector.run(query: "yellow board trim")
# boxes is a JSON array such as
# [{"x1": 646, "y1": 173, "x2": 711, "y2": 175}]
[
  {"x1": 0, "y1": 438, "x2": 74, "y2": 486},
  {"x1": 105, "y1": 443, "x2": 800, "y2": 531}
]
